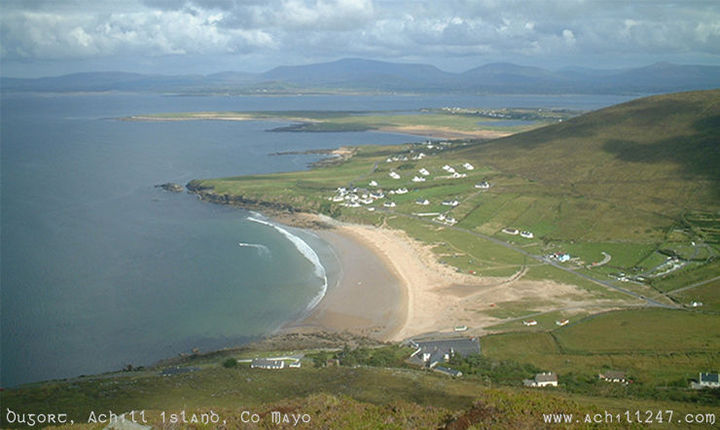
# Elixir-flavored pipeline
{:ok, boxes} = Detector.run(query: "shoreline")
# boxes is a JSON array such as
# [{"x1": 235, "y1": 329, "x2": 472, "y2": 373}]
[
  {"x1": 125, "y1": 114, "x2": 513, "y2": 140},
  {"x1": 279, "y1": 219, "x2": 406, "y2": 341},
  {"x1": 275, "y1": 213, "x2": 610, "y2": 342}
]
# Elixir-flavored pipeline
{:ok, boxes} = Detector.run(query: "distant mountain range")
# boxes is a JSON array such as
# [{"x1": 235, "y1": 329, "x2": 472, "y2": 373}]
[{"x1": 2, "y1": 58, "x2": 719, "y2": 95}]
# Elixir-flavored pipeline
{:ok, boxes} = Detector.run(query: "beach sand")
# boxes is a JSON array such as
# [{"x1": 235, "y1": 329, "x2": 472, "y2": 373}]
[
  {"x1": 283, "y1": 227, "x2": 406, "y2": 340},
  {"x1": 284, "y1": 215, "x2": 608, "y2": 342}
]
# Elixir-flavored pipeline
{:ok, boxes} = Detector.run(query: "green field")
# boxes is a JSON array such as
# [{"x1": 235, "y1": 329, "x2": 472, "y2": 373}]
[
  {"x1": 670, "y1": 279, "x2": 720, "y2": 311},
  {"x1": 128, "y1": 109, "x2": 559, "y2": 135},
  {"x1": 2, "y1": 335, "x2": 718, "y2": 429},
  {"x1": 482, "y1": 309, "x2": 720, "y2": 401}
]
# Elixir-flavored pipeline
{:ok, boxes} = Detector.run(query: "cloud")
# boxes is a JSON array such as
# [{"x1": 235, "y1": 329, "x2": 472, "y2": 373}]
[{"x1": 1, "y1": 0, "x2": 719, "y2": 71}]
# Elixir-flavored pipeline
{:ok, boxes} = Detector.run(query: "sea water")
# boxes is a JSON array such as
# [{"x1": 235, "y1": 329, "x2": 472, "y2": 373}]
[{"x1": 0, "y1": 92, "x2": 635, "y2": 386}]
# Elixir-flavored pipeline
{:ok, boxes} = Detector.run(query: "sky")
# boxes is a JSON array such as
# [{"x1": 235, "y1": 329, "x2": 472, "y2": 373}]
[{"x1": 1, "y1": 0, "x2": 719, "y2": 78}]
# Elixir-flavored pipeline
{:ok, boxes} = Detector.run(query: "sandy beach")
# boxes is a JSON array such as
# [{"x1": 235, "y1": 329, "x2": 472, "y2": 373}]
[{"x1": 285, "y1": 215, "x2": 603, "y2": 342}]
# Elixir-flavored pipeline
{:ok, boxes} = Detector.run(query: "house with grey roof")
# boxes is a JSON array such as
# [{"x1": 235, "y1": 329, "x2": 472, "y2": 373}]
[
  {"x1": 692, "y1": 372, "x2": 720, "y2": 389},
  {"x1": 408, "y1": 337, "x2": 480, "y2": 369}
]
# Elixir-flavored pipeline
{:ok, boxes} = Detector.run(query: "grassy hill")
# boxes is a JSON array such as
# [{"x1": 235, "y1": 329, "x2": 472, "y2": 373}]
[
  {"x1": 2, "y1": 330, "x2": 718, "y2": 429},
  {"x1": 188, "y1": 90, "x2": 719, "y2": 306},
  {"x1": 455, "y1": 89, "x2": 720, "y2": 222}
]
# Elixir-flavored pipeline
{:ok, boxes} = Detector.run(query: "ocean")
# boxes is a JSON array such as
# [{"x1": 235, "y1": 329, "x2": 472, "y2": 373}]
[{"x1": 0, "y1": 92, "x2": 636, "y2": 387}]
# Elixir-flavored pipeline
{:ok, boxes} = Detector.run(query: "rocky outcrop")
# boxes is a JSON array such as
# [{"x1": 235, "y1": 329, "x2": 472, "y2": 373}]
[
  {"x1": 186, "y1": 180, "x2": 299, "y2": 213},
  {"x1": 155, "y1": 182, "x2": 185, "y2": 192}
]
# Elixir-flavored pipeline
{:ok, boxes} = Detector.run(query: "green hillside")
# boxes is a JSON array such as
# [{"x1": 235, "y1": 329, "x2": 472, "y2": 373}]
[
  {"x1": 189, "y1": 90, "x2": 720, "y2": 309},
  {"x1": 454, "y1": 89, "x2": 720, "y2": 240}
]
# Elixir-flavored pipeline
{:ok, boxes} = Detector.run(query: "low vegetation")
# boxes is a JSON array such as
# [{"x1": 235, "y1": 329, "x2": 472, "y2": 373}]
[{"x1": 4, "y1": 91, "x2": 719, "y2": 428}]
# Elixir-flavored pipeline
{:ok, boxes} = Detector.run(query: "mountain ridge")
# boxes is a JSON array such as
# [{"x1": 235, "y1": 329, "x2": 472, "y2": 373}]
[{"x1": 3, "y1": 58, "x2": 719, "y2": 94}]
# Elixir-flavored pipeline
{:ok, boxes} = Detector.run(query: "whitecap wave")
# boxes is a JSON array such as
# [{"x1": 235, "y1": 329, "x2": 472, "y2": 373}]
[
  {"x1": 238, "y1": 242, "x2": 271, "y2": 256},
  {"x1": 247, "y1": 216, "x2": 327, "y2": 311}
]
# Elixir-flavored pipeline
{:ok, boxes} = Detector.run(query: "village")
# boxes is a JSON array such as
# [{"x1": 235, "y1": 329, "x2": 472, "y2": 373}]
[{"x1": 226, "y1": 335, "x2": 719, "y2": 393}]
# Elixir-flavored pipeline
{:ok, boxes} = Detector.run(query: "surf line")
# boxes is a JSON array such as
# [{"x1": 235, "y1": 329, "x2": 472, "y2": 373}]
[{"x1": 246, "y1": 216, "x2": 328, "y2": 311}]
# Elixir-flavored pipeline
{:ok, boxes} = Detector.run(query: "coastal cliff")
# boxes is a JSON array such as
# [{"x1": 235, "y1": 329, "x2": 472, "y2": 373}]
[{"x1": 186, "y1": 180, "x2": 333, "y2": 229}]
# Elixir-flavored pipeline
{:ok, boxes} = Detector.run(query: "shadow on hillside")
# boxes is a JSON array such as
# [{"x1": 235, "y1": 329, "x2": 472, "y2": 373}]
[{"x1": 601, "y1": 115, "x2": 720, "y2": 194}]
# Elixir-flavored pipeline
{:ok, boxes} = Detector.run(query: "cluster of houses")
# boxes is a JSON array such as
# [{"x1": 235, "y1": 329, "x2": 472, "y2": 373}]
[
  {"x1": 522, "y1": 370, "x2": 638, "y2": 388},
  {"x1": 407, "y1": 337, "x2": 480, "y2": 377},
  {"x1": 521, "y1": 370, "x2": 720, "y2": 390},
  {"x1": 386, "y1": 152, "x2": 427, "y2": 163},
  {"x1": 328, "y1": 144, "x2": 496, "y2": 216},
  {"x1": 440, "y1": 164, "x2": 469, "y2": 179},
  {"x1": 435, "y1": 213, "x2": 458, "y2": 225},
  {"x1": 501, "y1": 228, "x2": 534, "y2": 239},
  {"x1": 330, "y1": 186, "x2": 392, "y2": 208}
]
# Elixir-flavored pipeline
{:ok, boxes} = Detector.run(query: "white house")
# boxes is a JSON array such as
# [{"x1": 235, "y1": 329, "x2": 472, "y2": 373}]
[
  {"x1": 463, "y1": 162, "x2": 474, "y2": 170},
  {"x1": 416, "y1": 199, "x2": 430, "y2": 206},
  {"x1": 383, "y1": 201, "x2": 396, "y2": 208},
  {"x1": 451, "y1": 172, "x2": 467, "y2": 178},
  {"x1": 556, "y1": 319, "x2": 569, "y2": 326},
  {"x1": 520, "y1": 231, "x2": 534, "y2": 239},
  {"x1": 389, "y1": 171, "x2": 401, "y2": 179},
  {"x1": 556, "y1": 253, "x2": 571, "y2": 262},
  {"x1": 412, "y1": 176, "x2": 426, "y2": 182},
  {"x1": 474, "y1": 181, "x2": 490, "y2": 189},
  {"x1": 522, "y1": 320, "x2": 537, "y2": 326},
  {"x1": 501, "y1": 228, "x2": 519, "y2": 235},
  {"x1": 418, "y1": 168, "x2": 430, "y2": 176},
  {"x1": 599, "y1": 370, "x2": 627, "y2": 383},
  {"x1": 523, "y1": 372, "x2": 558, "y2": 387},
  {"x1": 442, "y1": 200, "x2": 460, "y2": 207},
  {"x1": 395, "y1": 188, "x2": 408, "y2": 194},
  {"x1": 251, "y1": 358, "x2": 285, "y2": 369},
  {"x1": 369, "y1": 180, "x2": 378, "y2": 187},
  {"x1": 699, "y1": 372, "x2": 720, "y2": 388}
]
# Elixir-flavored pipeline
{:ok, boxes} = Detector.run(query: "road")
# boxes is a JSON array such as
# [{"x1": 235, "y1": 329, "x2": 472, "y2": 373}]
[{"x1": 379, "y1": 208, "x2": 679, "y2": 309}]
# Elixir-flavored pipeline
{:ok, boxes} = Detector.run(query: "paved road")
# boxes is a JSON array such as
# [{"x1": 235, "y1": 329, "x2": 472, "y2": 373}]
[
  {"x1": 665, "y1": 275, "x2": 720, "y2": 295},
  {"x1": 379, "y1": 208, "x2": 679, "y2": 309}
]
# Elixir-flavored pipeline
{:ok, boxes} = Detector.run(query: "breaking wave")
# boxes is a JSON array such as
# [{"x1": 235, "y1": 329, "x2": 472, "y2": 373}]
[
  {"x1": 246, "y1": 216, "x2": 327, "y2": 312},
  {"x1": 237, "y1": 242, "x2": 271, "y2": 257}
]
